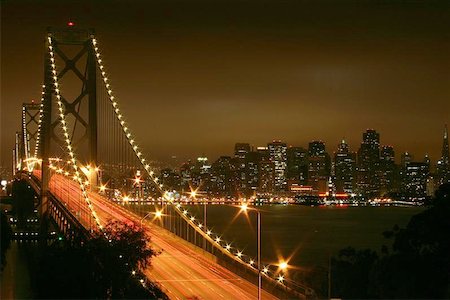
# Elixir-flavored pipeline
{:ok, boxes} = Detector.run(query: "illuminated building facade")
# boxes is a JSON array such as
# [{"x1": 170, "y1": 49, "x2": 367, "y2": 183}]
[
  {"x1": 244, "y1": 151, "x2": 261, "y2": 195},
  {"x1": 308, "y1": 141, "x2": 330, "y2": 194},
  {"x1": 401, "y1": 162, "x2": 429, "y2": 201},
  {"x1": 287, "y1": 146, "x2": 308, "y2": 185},
  {"x1": 234, "y1": 143, "x2": 251, "y2": 193},
  {"x1": 259, "y1": 156, "x2": 275, "y2": 193},
  {"x1": 436, "y1": 125, "x2": 450, "y2": 186},
  {"x1": 268, "y1": 141, "x2": 287, "y2": 191},
  {"x1": 210, "y1": 156, "x2": 237, "y2": 197},
  {"x1": 333, "y1": 139, "x2": 356, "y2": 194},
  {"x1": 380, "y1": 145, "x2": 398, "y2": 194},
  {"x1": 357, "y1": 129, "x2": 380, "y2": 197}
]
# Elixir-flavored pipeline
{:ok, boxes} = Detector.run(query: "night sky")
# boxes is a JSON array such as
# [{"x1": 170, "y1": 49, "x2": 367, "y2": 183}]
[{"x1": 1, "y1": 0, "x2": 449, "y2": 168}]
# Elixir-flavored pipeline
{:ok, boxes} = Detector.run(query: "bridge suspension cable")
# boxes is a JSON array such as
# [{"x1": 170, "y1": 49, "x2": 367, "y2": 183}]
[
  {"x1": 90, "y1": 36, "x2": 288, "y2": 282},
  {"x1": 47, "y1": 35, "x2": 103, "y2": 231}
]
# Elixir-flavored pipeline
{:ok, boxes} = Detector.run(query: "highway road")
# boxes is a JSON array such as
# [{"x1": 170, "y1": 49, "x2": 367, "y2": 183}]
[{"x1": 44, "y1": 173, "x2": 280, "y2": 300}]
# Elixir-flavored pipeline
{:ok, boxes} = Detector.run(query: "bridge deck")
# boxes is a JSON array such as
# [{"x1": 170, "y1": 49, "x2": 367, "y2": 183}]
[{"x1": 34, "y1": 172, "x2": 279, "y2": 300}]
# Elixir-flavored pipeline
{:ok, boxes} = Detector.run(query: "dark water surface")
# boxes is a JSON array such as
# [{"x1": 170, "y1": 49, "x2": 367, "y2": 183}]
[{"x1": 142, "y1": 204, "x2": 424, "y2": 269}]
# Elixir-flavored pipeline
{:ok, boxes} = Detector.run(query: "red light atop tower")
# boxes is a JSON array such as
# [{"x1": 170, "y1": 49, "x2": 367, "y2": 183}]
[{"x1": 68, "y1": 21, "x2": 75, "y2": 27}]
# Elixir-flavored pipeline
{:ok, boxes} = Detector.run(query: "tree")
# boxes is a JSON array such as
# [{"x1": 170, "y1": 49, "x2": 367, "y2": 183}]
[
  {"x1": 11, "y1": 179, "x2": 35, "y2": 228},
  {"x1": 330, "y1": 184, "x2": 450, "y2": 299},
  {"x1": 331, "y1": 247, "x2": 378, "y2": 299},
  {"x1": 371, "y1": 183, "x2": 450, "y2": 299},
  {"x1": 35, "y1": 220, "x2": 167, "y2": 299},
  {"x1": 88, "y1": 221, "x2": 161, "y2": 298},
  {"x1": 0, "y1": 212, "x2": 13, "y2": 270}
]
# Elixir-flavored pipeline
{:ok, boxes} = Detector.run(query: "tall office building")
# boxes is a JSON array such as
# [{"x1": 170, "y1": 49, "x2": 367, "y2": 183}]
[
  {"x1": 234, "y1": 143, "x2": 251, "y2": 160},
  {"x1": 256, "y1": 146, "x2": 269, "y2": 158},
  {"x1": 210, "y1": 156, "x2": 237, "y2": 197},
  {"x1": 357, "y1": 129, "x2": 380, "y2": 198},
  {"x1": 234, "y1": 143, "x2": 251, "y2": 193},
  {"x1": 259, "y1": 156, "x2": 275, "y2": 193},
  {"x1": 268, "y1": 141, "x2": 287, "y2": 191},
  {"x1": 287, "y1": 147, "x2": 309, "y2": 185},
  {"x1": 401, "y1": 152, "x2": 413, "y2": 168},
  {"x1": 401, "y1": 162, "x2": 429, "y2": 201},
  {"x1": 333, "y1": 139, "x2": 356, "y2": 194},
  {"x1": 244, "y1": 151, "x2": 261, "y2": 195},
  {"x1": 308, "y1": 140, "x2": 331, "y2": 194},
  {"x1": 180, "y1": 160, "x2": 194, "y2": 192},
  {"x1": 160, "y1": 168, "x2": 181, "y2": 191},
  {"x1": 436, "y1": 125, "x2": 450, "y2": 186},
  {"x1": 380, "y1": 145, "x2": 398, "y2": 194}
]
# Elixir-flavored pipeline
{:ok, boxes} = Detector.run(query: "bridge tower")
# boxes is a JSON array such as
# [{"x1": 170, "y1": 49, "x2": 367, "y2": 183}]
[
  {"x1": 22, "y1": 102, "x2": 41, "y2": 164},
  {"x1": 13, "y1": 131, "x2": 24, "y2": 175},
  {"x1": 40, "y1": 25, "x2": 98, "y2": 217}
]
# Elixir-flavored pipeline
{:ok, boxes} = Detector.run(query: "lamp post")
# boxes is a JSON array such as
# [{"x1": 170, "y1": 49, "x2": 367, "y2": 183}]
[
  {"x1": 240, "y1": 203, "x2": 262, "y2": 300},
  {"x1": 257, "y1": 209, "x2": 261, "y2": 300},
  {"x1": 203, "y1": 198, "x2": 207, "y2": 250},
  {"x1": 140, "y1": 210, "x2": 162, "y2": 228}
]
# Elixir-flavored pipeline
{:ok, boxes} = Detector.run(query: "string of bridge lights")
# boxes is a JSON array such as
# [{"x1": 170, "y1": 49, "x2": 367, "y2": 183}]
[
  {"x1": 47, "y1": 35, "x2": 103, "y2": 231},
  {"x1": 21, "y1": 106, "x2": 30, "y2": 168},
  {"x1": 90, "y1": 36, "x2": 287, "y2": 284},
  {"x1": 33, "y1": 85, "x2": 45, "y2": 159}
]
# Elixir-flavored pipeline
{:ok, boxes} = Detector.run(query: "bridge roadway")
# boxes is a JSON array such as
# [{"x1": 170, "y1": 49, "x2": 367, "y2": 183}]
[{"x1": 41, "y1": 173, "x2": 279, "y2": 300}]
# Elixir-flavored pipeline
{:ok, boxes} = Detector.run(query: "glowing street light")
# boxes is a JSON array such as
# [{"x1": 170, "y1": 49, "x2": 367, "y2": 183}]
[
  {"x1": 279, "y1": 261, "x2": 288, "y2": 271},
  {"x1": 237, "y1": 202, "x2": 262, "y2": 300},
  {"x1": 140, "y1": 209, "x2": 163, "y2": 228},
  {"x1": 277, "y1": 275, "x2": 284, "y2": 283}
]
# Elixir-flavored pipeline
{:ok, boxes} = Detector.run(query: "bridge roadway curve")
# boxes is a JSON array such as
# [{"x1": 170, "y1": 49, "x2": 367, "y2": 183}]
[{"x1": 46, "y1": 173, "x2": 279, "y2": 300}]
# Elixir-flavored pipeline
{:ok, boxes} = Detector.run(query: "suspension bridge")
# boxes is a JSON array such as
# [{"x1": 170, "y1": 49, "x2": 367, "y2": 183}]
[{"x1": 11, "y1": 25, "x2": 313, "y2": 300}]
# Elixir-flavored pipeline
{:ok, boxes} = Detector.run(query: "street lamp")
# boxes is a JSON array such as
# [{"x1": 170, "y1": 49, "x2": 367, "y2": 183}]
[
  {"x1": 279, "y1": 261, "x2": 288, "y2": 271},
  {"x1": 140, "y1": 209, "x2": 162, "y2": 228},
  {"x1": 190, "y1": 187, "x2": 208, "y2": 250},
  {"x1": 239, "y1": 203, "x2": 262, "y2": 300}
]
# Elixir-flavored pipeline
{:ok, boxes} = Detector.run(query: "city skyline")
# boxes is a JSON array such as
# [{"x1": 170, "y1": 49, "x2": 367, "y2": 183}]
[
  {"x1": 2, "y1": 2, "x2": 450, "y2": 299},
  {"x1": 166, "y1": 125, "x2": 448, "y2": 167},
  {"x1": 2, "y1": 1, "x2": 450, "y2": 169}
]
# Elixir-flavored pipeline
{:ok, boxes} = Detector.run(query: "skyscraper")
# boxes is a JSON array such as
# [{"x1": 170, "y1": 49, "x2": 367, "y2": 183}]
[
  {"x1": 268, "y1": 141, "x2": 287, "y2": 191},
  {"x1": 436, "y1": 125, "x2": 450, "y2": 186},
  {"x1": 244, "y1": 151, "x2": 261, "y2": 195},
  {"x1": 210, "y1": 156, "x2": 237, "y2": 197},
  {"x1": 286, "y1": 146, "x2": 308, "y2": 185},
  {"x1": 234, "y1": 143, "x2": 251, "y2": 193},
  {"x1": 308, "y1": 140, "x2": 331, "y2": 194},
  {"x1": 357, "y1": 129, "x2": 380, "y2": 198},
  {"x1": 402, "y1": 162, "x2": 429, "y2": 201},
  {"x1": 234, "y1": 143, "x2": 251, "y2": 160},
  {"x1": 401, "y1": 152, "x2": 413, "y2": 169},
  {"x1": 259, "y1": 156, "x2": 275, "y2": 193},
  {"x1": 334, "y1": 139, "x2": 356, "y2": 194},
  {"x1": 380, "y1": 145, "x2": 398, "y2": 194}
]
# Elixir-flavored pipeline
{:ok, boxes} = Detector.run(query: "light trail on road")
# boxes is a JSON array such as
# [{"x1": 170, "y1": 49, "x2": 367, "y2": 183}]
[{"x1": 44, "y1": 172, "x2": 280, "y2": 300}]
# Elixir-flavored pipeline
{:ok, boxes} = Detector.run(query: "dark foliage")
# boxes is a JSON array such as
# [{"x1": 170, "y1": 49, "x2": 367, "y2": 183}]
[
  {"x1": 329, "y1": 183, "x2": 450, "y2": 299},
  {"x1": 35, "y1": 221, "x2": 168, "y2": 299},
  {"x1": 370, "y1": 183, "x2": 450, "y2": 299},
  {"x1": 331, "y1": 247, "x2": 378, "y2": 298},
  {"x1": 0, "y1": 212, "x2": 13, "y2": 270},
  {"x1": 12, "y1": 179, "x2": 35, "y2": 228}
]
